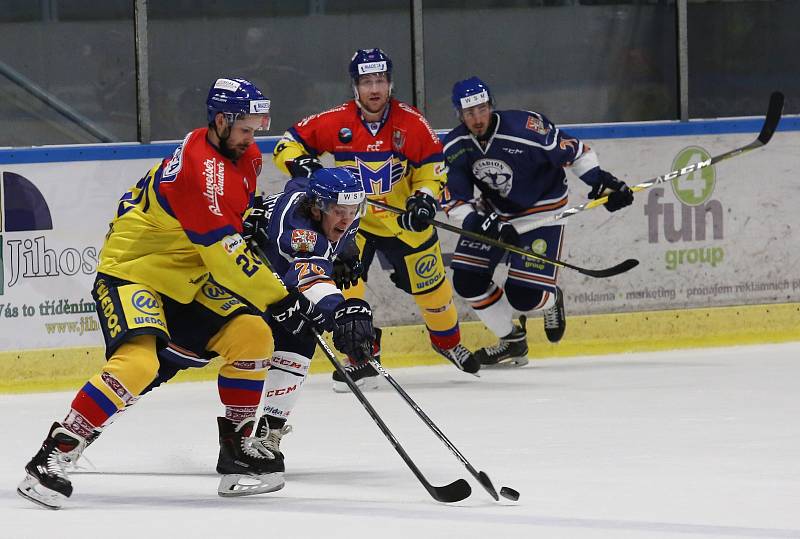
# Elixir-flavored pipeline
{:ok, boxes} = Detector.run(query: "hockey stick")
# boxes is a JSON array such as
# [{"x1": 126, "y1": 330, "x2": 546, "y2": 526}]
[
  {"x1": 311, "y1": 329, "x2": 472, "y2": 503},
  {"x1": 368, "y1": 199, "x2": 638, "y2": 278},
  {"x1": 368, "y1": 358, "x2": 520, "y2": 502},
  {"x1": 249, "y1": 242, "x2": 471, "y2": 503},
  {"x1": 524, "y1": 91, "x2": 785, "y2": 229}
]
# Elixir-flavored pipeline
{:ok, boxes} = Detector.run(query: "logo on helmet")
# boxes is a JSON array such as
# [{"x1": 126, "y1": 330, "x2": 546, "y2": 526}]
[
  {"x1": 249, "y1": 100, "x2": 271, "y2": 113},
  {"x1": 338, "y1": 191, "x2": 365, "y2": 205},
  {"x1": 459, "y1": 90, "x2": 489, "y2": 110},
  {"x1": 358, "y1": 61, "x2": 387, "y2": 75},
  {"x1": 213, "y1": 78, "x2": 241, "y2": 92}
]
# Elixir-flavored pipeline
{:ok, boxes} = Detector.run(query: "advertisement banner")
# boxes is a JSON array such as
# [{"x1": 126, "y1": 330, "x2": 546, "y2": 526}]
[
  {"x1": 0, "y1": 159, "x2": 151, "y2": 350},
  {"x1": 2, "y1": 130, "x2": 799, "y2": 351}
]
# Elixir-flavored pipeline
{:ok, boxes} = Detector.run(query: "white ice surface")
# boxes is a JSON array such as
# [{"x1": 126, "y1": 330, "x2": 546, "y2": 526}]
[{"x1": 3, "y1": 343, "x2": 800, "y2": 539}]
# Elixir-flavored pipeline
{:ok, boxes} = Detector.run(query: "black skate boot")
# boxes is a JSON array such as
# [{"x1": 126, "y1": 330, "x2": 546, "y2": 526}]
[
  {"x1": 543, "y1": 287, "x2": 566, "y2": 343},
  {"x1": 474, "y1": 316, "x2": 529, "y2": 367},
  {"x1": 216, "y1": 416, "x2": 285, "y2": 497},
  {"x1": 17, "y1": 422, "x2": 86, "y2": 509},
  {"x1": 433, "y1": 343, "x2": 480, "y2": 374},
  {"x1": 332, "y1": 328, "x2": 382, "y2": 393}
]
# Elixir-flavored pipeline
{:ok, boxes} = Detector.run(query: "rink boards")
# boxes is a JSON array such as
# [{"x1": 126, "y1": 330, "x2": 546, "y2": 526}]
[{"x1": 1, "y1": 118, "x2": 799, "y2": 391}]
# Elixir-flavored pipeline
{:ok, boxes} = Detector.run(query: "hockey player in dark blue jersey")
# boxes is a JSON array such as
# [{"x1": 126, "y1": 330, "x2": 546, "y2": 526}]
[
  {"x1": 243, "y1": 166, "x2": 380, "y2": 436},
  {"x1": 442, "y1": 77, "x2": 633, "y2": 367}
]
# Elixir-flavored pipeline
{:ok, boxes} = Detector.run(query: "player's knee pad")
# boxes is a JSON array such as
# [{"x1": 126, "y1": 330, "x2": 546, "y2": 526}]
[
  {"x1": 504, "y1": 281, "x2": 550, "y2": 312},
  {"x1": 208, "y1": 314, "x2": 273, "y2": 362},
  {"x1": 451, "y1": 269, "x2": 492, "y2": 299},
  {"x1": 414, "y1": 278, "x2": 455, "y2": 311},
  {"x1": 262, "y1": 351, "x2": 311, "y2": 420},
  {"x1": 71, "y1": 335, "x2": 157, "y2": 425},
  {"x1": 103, "y1": 334, "x2": 161, "y2": 396}
]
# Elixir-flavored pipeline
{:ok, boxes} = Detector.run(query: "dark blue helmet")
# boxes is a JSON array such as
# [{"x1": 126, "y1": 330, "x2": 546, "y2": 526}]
[
  {"x1": 307, "y1": 168, "x2": 366, "y2": 216},
  {"x1": 451, "y1": 76, "x2": 493, "y2": 112},
  {"x1": 348, "y1": 48, "x2": 393, "y2": 82},
  {"x1": 206, "y1": 77, "x2": 271, "y2": 130}
]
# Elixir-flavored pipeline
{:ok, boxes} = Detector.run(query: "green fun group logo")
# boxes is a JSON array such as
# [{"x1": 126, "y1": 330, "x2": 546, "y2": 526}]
[
  {"x1": 644, "y1": 146, "x2": 724, "y2": 271},
  {"x1": 670, "y1": 146, "x2": 716, "y2": 206}
]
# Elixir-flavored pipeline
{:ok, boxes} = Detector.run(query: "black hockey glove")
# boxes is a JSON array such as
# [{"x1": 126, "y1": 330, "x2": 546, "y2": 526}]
[
  {"x1": 267, "y1": 289, "x2": 325, "y2": 336},
  {"x1": 397, "y1": 191, "x2": 437, "y2": 232},
  {"x1": 587, "y1": 170, "x2": 634, "y2": 213},
  {"x1": 332, "y1": 255, "x2": 363, "y2": 290},
  {"x1": 332, "y1": 298, "x2": 375, "y2": 364},
  {"x1": 331, "y1": 240, "x2": 363, "y2": 290},
  {"x1": 242, "y1": 195, "x2": 270, "y2": 253},
  {"x1": 286, "y1": 155, "x2": 323, "y2": 178},
  {"x1": 463, "y1": 211, "x2": 519, "y2": 244}
]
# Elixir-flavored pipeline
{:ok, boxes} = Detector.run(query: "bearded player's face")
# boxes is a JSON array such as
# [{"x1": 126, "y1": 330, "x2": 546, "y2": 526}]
[{"x1": 356, "y1": 73, "x2": 390, "y2": 115}]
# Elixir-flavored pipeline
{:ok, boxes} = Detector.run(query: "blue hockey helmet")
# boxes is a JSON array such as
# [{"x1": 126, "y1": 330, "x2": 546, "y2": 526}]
[
  {"x1": 206, "y1": 77, "x2": 271, "y2": 130},
  {"x1": 348, "y1": 48, "x2": 393, "y2": 82},
  {"x1": 451, "y1": 76, "x2": 493, "y2": 113},
  {"x1": 307, "y1": 167, "x2": 367, "y2": 217}
]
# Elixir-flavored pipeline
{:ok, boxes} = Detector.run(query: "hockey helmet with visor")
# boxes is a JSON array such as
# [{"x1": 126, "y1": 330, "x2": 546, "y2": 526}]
[
  {"x1": 206, "y1": 77, "x2": 271, "y2": 131},
  {"x1": 307, "y1": 167, "x2": 367, "y2": 219}
]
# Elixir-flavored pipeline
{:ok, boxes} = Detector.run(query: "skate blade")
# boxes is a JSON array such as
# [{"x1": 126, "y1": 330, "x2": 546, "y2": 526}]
[
  {"x1": 481, "y1": 356, "x2": 530, "y2": 368},
  {"x1": 332, "y1": 375, "x2": 380, "y2": 394},
  {"x1": 17, "y1": 475, "x2": 66, "y2": 510},
  {"x1": 217, "y1": 472, "x2": 285, "y2": 497}
]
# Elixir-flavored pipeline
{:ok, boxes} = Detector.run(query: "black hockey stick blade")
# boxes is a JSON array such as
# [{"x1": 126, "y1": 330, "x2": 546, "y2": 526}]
[
  {"x1": 757, "y1": 91, "x2": 784, "y2": 145},
  {"x1": 477, "y1": 471, "x2": 500, "y2": 501},
  {"x1": 426, "y1": 478, "x2": 473, "y2": 503},
  {"x1": 574, "y1": 257, "x2": 639, "y2": 278}
]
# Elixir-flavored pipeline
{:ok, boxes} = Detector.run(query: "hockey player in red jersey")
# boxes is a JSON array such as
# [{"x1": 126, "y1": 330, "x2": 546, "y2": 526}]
[
  {"x1": 17, "y1": 78, "x2": 325, "y2": 508},
  {"x1": 273, "y1": 49, "x2": 479, "y2": 388}
]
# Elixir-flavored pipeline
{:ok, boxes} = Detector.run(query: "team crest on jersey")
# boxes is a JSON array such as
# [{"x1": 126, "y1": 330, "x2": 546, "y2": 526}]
[
  {"x1": 291, "y1": 229, "x2": 318, "y2": 253},
  {"x1": 526, "y1": 115, "x2": 549, "y2": 135},
  {"x1": 472, "y1": 158, "x2": 514, "y2": 197},
  {"x1": 354, "y1": 157, "x2": 402, "y2": 195},
  {"x1": 392, "y1": 128, "x2": 406, "y2": 151}
]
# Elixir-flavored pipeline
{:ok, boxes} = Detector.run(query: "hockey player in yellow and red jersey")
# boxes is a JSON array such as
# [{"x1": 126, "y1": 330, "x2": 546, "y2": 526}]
[
  {"x1": 17, "y1": 78, "x2": 336, "y2": 508},
  {"x1": 273, "y1": 48, "x2": 479, "y2": 389}
]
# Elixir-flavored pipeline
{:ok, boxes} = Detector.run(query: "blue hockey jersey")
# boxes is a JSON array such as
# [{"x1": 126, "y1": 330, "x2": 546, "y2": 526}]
[
  {"x1": 256, "y1": 177, "x2": 360, "y2": 317},
  {"x1": 442, "y1": 110, "x2": 602, "y2": 233}
]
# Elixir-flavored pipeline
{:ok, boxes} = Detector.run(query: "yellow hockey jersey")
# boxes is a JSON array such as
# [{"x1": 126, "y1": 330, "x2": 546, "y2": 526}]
[{"x1": 98, "y1": 128, "x2": 287, "y2": 309}]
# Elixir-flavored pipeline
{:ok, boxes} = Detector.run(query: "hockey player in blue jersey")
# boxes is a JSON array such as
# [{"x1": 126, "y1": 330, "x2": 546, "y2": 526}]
[
  {"x1": 442, "y1": 77, "x2": 633, "y2": 367},
  {"x1": 237, "y1": 166, "x2": 377, "y2": 469}
]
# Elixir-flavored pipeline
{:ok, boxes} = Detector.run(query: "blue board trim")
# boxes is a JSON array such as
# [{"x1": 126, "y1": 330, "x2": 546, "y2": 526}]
[{"x1": 2, "y1": 116, "x2": 798, "y2": 165}]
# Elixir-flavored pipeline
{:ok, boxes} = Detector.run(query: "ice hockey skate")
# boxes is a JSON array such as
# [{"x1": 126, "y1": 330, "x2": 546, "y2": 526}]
[
  {"x1": 17, "y1": 422, "x2": 87, "y2": 510},
  {"x1": 474, "y1": 315, "x2": 529, "y2": 367},
  {"x1": 263, "y1": 424, "x2": 292, "y2": 459},
  {"x1": 332, "y1": 328, "x2": 382, "y2": 392},
  {"x1": 543, "y1": 287, "x2": 566, "y2": 343},
  {"x1": 216, "y1": 416, "x2": 285, "y2": 497},
  {"x1": 433, "y1": 343, "x2": 480, "y2": 374}
]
